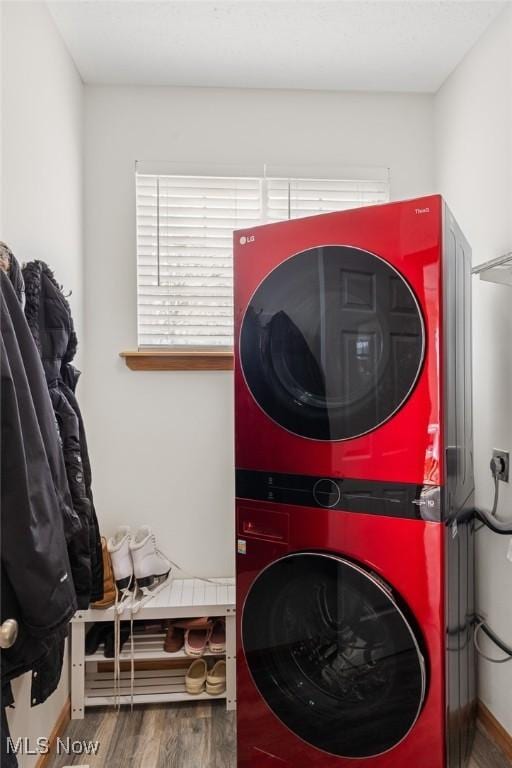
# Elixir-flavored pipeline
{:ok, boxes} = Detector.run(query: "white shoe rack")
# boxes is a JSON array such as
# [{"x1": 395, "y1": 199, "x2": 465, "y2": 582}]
[{"x1": 70, "y1": 578, "x2": 236, "y2": 719}]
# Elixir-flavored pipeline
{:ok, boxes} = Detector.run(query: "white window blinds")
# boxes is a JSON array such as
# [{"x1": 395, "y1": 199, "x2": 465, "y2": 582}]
[
  {"x1": 136, "y1": 172, "x2": 389, "y2": 348},
  {"x1": 136, "y1": 174, "x2": 262, "y2": 348},
  {"x1": 265, "y1": 178, "x2": 389, "y2": 222}
]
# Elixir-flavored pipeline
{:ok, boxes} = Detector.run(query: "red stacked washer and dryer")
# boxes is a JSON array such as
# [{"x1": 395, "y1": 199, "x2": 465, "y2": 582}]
[{"x1": 233, "y1": 195, "x2": 475, "y2": 768}]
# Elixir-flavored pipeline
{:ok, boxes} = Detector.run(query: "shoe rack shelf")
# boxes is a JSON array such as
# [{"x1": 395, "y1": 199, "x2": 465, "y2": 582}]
[
  {"x1": 70, "y1": 578, "x2": 236, "y2": 719},
  {"x1": 84, "y1": 667, "x2": 226, "y2": 707},
  {"x1": 84, "y1": 632, "x2": 221, "y2": 663}
]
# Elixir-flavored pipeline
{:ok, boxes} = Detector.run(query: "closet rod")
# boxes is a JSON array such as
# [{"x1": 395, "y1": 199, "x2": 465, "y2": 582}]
[{"x1": 472, "y1": 251, "x2": 512, "y2": 274}]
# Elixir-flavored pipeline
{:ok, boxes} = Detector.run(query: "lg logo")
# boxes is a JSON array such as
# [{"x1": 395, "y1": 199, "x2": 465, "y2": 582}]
[{"x1": 239, "y1": 235, "x2": 255, "y2": 245}]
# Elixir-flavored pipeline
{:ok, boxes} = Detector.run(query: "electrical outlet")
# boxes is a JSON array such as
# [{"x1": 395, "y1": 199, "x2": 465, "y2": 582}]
[{"x1": 492, "y1": 449, "x2": 509, "y2": 482}]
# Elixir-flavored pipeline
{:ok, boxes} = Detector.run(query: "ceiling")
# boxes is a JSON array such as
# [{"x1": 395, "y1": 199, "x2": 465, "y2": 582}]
[{"x1": 48, "y1": 1, "x2": 506, "y2": 93}]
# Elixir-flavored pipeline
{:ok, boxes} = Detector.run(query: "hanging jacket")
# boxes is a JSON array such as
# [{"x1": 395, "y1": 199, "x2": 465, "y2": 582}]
[
  {"x1": 1, "y1": 267, "x2": 80, "y2": 543},
  {"x1": 0, "y1": 271, "x2": 77, "y2": 690},
  {"x1": 23, "y1": 261, "x2": 103, "y2": 607},
  {"x1": 0, "y1": 241, "x2": 24, "y2": 305},
  {"x1": 60, "y1": 372, "x2": 104, "y2": 598}
]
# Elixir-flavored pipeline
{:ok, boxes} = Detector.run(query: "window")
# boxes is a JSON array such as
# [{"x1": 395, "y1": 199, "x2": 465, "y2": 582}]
[{"x1": 135, "y1": 169, "x2": 389, "y2": 350}]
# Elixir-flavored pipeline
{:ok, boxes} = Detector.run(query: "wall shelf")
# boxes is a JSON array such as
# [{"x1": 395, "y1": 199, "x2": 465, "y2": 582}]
[
  {"x1": 120, "y1": 349, "x2": 234, "y2": 371},
  {"x1": 472, "y1": 252, "x2": 512, "y2": 286}
]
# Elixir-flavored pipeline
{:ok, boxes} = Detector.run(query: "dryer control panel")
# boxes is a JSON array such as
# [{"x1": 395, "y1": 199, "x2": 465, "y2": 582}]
[{"x1": 236, "y1": 469, "x2": 442, "y2": 522}]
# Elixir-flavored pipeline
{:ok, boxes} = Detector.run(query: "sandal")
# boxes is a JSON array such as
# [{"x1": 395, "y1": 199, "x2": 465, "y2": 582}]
[
  {"x1": 185, "y1": 658, "x2": 208, "y2": 694},
  {"x1": 185, "y1": 626, "x2": 211, "y2": 657},
  {"x1": 206, "y1": 660, "x2": 226, "y2": 695}
]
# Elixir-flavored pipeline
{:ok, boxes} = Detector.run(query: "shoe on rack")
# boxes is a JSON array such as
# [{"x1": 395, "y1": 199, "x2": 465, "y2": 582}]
[
  {"x1": 130, "y1": 526, "x2": 172, "y2": 590},
  {"x1": 185, "y1": 625, "x2": 212, "y2": 657},
  {"x1": 185, "y1": 658, "x2": 208, "y2": 695},
  {"x1": 164, "y1": 623, "x2": 185, "y2": 653},
  {"x1": 104, "y1": 622, "x2": 130, "y2": 658},
  {"x1": 85, "y1": 622, "x2": 111, "y2": 655},
  {"x1": 208, "y1": 619, "x2": 226, "y2": 655},
  {"x1": 206, "y1": 660, "x2": 226, "y2": 696},
  {"x1": 107, "y1": 526, "x2": 133, "y2": 592}
]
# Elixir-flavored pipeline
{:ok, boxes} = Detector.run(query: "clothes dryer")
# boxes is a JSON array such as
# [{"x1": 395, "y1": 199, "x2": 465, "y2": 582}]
[{"x1": 234, "y1": 196, "x2": 475, "y2": 767}]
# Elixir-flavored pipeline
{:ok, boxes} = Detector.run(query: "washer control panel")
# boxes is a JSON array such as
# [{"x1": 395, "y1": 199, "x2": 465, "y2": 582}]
[{"x1": 236, "y1": 469, "x2": 442, "y2": 521}]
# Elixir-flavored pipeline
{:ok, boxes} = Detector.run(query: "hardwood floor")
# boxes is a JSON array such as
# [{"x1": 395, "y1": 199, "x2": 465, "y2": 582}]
[
  {"x1": 50, "y1": 702, "x2": 236, "y2": 768},
  {"x1": 471, "y1": 728, "x2": 512, "y2": 768},
  {"x1": 49, "y1": 702, "x2": 510, "y2": 768}
]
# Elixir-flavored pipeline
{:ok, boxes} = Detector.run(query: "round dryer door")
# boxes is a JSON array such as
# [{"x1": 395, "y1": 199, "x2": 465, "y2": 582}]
[
  {"x1": 242, "y1": 552, "x2": 426, "y2": 758},
  {"x1": 240, "y1": 246, "x2": 425, "y2": 441}
]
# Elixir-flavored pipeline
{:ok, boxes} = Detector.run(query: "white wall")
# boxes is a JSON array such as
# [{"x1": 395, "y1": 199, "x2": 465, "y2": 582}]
[
  {"x1": 1, "y1": 1, "x2": 84, "y2": 346},
  {"x1": 435, "y1": 6, "x2": 512, "y2": 735},
  {"x1": 83, "y1": 85, "x2": 434, "y2": 580},
  {"x1": 1, "y1": 2, "x2": 84, "y2": 763}
]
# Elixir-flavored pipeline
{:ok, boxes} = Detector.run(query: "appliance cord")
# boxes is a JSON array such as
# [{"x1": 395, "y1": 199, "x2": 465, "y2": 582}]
[
  {"x1": 465, "y1": 455, "x2": 512, "y2": 533},
  {"x1": 472, "y1": 504, "x2": 512, "y2": 534},
  {"x1": 473, "y1": 619, "x2": 512, "y2": 663},
  {"x1": 474, "y1": 467, "x2": 500, "y2": 531}
]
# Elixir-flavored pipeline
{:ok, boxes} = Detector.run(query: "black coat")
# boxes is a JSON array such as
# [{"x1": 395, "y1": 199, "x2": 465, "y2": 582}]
[
  {"x1": 23, "y1": 262, "x2": 103, "y2": 607},
  {"x1": 0, "y1": 271, "x2": 77, "y2": 691},
  {"x1": 0, "y1": 242, "x2": 24, "y2": 305}
]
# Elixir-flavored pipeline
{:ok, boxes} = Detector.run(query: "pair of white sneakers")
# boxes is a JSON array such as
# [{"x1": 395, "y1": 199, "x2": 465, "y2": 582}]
[{"x1": 107, "y1": 526, "x2": 172, "y2": 607}]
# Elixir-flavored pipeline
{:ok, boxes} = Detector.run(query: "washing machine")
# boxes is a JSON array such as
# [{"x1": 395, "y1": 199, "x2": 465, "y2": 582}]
[{"x1": 234, "y1": 195, "x2": 475, "y2": 767}]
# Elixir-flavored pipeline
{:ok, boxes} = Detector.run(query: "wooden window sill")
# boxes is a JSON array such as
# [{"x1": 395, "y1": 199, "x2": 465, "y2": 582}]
[{"x1": 120, "y1": 350, "x2": 234, "y2": 371}]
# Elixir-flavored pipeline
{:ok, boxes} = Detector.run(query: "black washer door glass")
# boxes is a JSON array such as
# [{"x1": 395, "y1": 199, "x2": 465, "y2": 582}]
[
  {"x1": 243, "y1": 553, "x2": 426, "y2": 758},
  {"x1": 240, "y1": 246, "x2": 424, "y2": 440}
]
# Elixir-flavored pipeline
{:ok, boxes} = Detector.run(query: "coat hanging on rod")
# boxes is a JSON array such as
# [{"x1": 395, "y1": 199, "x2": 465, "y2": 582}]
[{"x1": 1, "y1": 262, "x2": 78, "y2": 768}]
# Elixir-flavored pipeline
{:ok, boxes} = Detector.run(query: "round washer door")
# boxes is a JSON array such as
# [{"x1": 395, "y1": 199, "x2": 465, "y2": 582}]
[
  {"x1": 240, "y1": 245, "x2": 425, "y2": 441},
  {"x1": 242, "y1": 552, "x2": 426, "y2": 758}
]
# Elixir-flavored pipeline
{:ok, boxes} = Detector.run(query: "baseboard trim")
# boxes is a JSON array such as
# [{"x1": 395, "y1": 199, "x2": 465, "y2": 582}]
[
  {"x1": 478, "y1": 700, "x2": 512, "y2": 763},
  {"x1": 35, "y1": 697, "x2": 71, "y2": 768}
]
